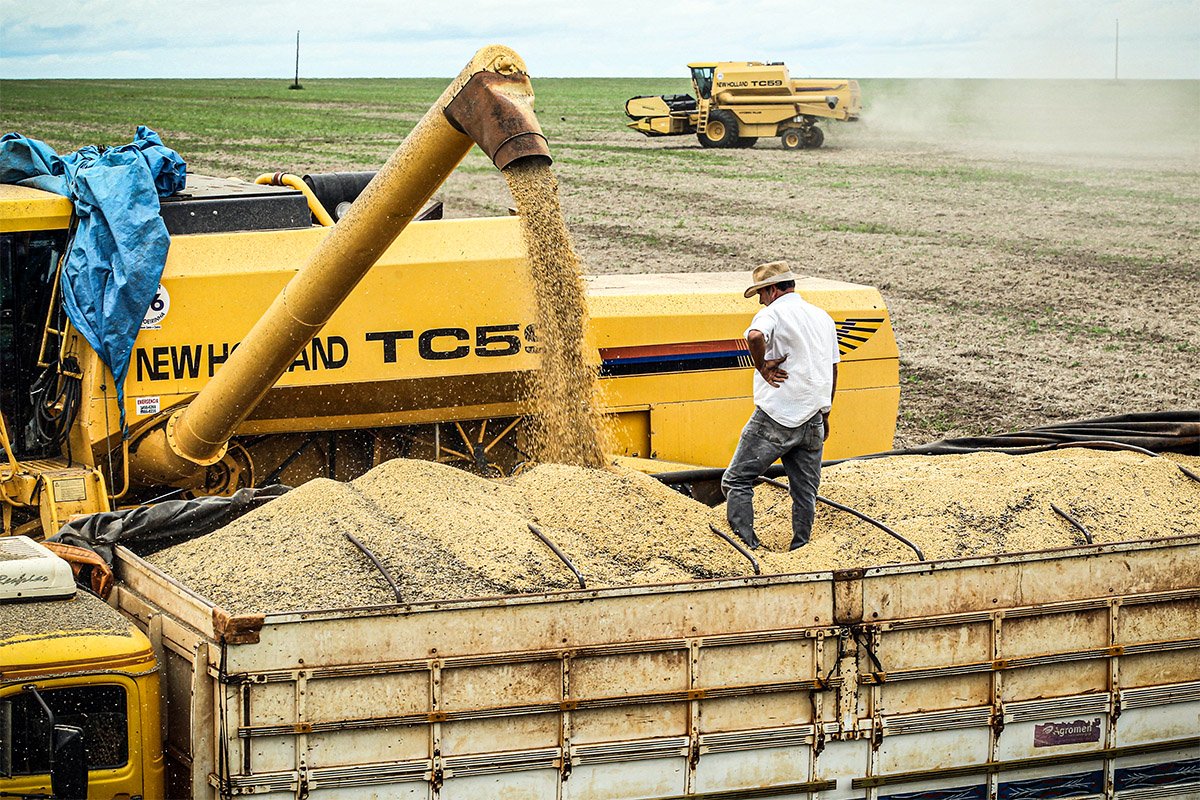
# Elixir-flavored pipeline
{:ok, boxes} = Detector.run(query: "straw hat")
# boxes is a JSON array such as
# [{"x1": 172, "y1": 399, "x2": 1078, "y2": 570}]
[{"x1": 744, "y1": 261, "x2": 797, "y2": 298}]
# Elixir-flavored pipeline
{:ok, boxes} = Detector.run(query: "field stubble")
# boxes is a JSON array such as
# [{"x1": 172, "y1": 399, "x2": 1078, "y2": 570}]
[{"x1": 3, "y1": 76, "x2": 1197, "y2": 445}]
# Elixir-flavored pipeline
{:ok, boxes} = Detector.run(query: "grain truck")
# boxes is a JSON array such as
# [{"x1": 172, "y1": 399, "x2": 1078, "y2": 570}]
[
  {"x1": 5, "y1": 528, "x2": 1198, "y2": 799},
  {"x1": 3, "y1": 45, "x2": 1198, "y2": 800},
  {"x1": 626, "y1": 62, "x2": 862, "y2": 149}
]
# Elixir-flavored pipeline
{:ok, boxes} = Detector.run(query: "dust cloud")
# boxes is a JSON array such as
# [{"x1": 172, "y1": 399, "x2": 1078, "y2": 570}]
[{"x1": 848, "y1": 79, "x2": 1199, "y2": 160}]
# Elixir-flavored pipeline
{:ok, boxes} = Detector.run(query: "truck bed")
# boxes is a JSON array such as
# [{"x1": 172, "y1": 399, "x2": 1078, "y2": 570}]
[{"x1": 113, "y1": 533, "x2": 1200, "y2": 799}]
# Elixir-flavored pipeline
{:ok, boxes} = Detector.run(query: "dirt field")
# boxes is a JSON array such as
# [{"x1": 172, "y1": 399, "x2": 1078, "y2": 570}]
[
  {"x1": 440, "y1": 80, "x2": 1200, "y2": 448},
  {"x1": 4, "y1": 76, "x2": 1197, "y2": 448}
]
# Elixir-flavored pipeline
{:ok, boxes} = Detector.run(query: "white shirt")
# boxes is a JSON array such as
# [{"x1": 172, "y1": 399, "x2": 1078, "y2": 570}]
[{"x1": 746, "y1": 292, "x2": 840, "y2": 427}]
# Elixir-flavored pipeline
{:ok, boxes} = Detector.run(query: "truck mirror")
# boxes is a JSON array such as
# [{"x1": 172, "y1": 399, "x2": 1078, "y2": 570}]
[{"x1": 50, "y1": 724, "x2": 87, "y2": 800}]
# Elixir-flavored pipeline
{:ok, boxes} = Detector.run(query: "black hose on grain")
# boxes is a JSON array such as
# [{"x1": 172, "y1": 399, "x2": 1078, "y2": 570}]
[
  {"x1": 1055, "y1": 439, "x2": 1160, "y2": 458},
  {"x1": 1175, "y1": 464, "x2": 1200, "y2": 483},
  {"x1": 1050, "y1": 503, "x2": 1094, "y2": 545},
  {"x1": 756, "y1": 476, "x2": 926, "y2": 562},
  {"x1": 708, "y1": 524, "x2": 761, "y2": 575},
  {"x1": 528, "y1": 523, "x2": 587, "y2": 589},
  {"x1": 343, "y1": 531, "x2": 404, "y2": 603},
  {"x1": 1055, "y1": 439, "x2": 1200, "y2": 484}
]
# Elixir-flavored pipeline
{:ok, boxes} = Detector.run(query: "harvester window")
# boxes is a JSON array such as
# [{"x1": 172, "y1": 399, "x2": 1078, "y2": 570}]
[
  {"x1": 691, "y1": 67, "x2": 714, "y2": 100},
  {"x1": 0, "y1": 231, "x2": 67, "y2": 457},
  {"x1": 2, "y1": 684, "x2": 128, "y2": 775}
]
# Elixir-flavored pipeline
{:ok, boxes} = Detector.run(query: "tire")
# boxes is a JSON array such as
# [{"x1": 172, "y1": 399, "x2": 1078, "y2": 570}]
[
  {"x1": 699, "y1": 109, "x2": 740, "y2": 148},
  {"x1": 803, "y1": 126, "x2": 825, "y2": 149},
  {"x1": 781, "y1": 129, "x2": 804, "y2": 150},
  {"x1": 734, "y1": 137, "x2": 758, "y2": 148}
]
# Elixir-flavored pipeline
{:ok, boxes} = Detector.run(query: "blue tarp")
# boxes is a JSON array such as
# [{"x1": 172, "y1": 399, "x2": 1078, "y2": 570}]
[{"x1": 0, "y1": 127, "x2": 187, "y2": 432}]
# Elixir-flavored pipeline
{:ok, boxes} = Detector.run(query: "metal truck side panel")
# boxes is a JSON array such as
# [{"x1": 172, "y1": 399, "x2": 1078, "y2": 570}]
[{"x1": 113, "y1": 535, "x2": 1200, "y2": 798}]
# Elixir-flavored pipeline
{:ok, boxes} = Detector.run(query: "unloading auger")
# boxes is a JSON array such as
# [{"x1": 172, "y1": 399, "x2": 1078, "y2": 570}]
[{"x1": 128, "y1": 46, "x2": 552, "y2": 488}]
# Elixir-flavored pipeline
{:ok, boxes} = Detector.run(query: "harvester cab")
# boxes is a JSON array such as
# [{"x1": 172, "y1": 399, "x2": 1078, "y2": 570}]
[{"x1": 626, "y1": 60, "x2": 862, "y2": 150}]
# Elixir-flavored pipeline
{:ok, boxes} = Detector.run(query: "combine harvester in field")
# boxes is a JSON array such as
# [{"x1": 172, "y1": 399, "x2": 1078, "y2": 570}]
[
  {"x1": 2, "y1": 44, "x2": 1199, "y2": 800},
  {"x1": 626, "y1": 61, "x2": 862, "y2": 149}
]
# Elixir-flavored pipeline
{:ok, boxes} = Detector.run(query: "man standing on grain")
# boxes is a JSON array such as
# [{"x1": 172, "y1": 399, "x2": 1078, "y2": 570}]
[{"x1": 722, "y1": 261, "x2": 839, "y2": 551}]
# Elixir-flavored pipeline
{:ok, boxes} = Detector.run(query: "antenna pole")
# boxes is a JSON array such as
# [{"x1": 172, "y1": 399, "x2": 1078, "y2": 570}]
[
  {"x1": 1114, "y1": 19, "x2": 1119, "y2": 81},
  {"x1": 290, "y1": 30, "x2": 303, "y2": 90}
]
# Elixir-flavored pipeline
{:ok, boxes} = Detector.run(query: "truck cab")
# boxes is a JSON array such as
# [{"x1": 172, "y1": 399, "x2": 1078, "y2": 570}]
[{"x1": 0, "y1": 536, "x2": 163, "y2": 800}]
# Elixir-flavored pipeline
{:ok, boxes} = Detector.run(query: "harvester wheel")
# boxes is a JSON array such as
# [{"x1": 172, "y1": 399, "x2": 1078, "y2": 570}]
[
  {"x1": 803, "y1": 126, "x2": 825, "y2": 149},
  {"x1": 700, "y1": 110, "x2": 740, "y2": 148},
  {"x1": 781, "y1": 129, "x2": 804, "y2": 150}
]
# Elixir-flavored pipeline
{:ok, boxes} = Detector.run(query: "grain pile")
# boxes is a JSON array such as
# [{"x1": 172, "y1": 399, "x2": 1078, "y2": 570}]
[
  {"x1": 146, "y1": 459, "x2": 742, "y2": 613},
  {"x1": 514, "y1": 464, "x2": 745, "y2": 584},
  {"x1": 145, "y1": 449, "x2": 1198, "y2": 614},
  {"x1": 504, "y1": 160, "x2": 608, "y2": 467},
  {"x1": 0, "y1": 591, "x2": 132, "y2": 643},
  {"x1": 733, "y1": 448, "x2": 1200, "y2": 575}
]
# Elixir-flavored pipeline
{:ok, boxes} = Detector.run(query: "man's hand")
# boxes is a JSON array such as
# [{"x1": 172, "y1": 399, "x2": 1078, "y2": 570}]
[
  {"x1": 821, "y1": 411, "x2": 831, "y2": 441},
  {"x1": 759, "y1": 355, "x2": 788, "y2": 387}
]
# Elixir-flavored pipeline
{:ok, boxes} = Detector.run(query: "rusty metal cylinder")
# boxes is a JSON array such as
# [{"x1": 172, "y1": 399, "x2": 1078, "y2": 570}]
[{"x1": 130, "y1": 45, "x2": 551, "y2": 488}]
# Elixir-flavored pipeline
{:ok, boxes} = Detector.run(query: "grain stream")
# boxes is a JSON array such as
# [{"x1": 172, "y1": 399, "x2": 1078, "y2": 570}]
[{"x1": 503, "y1": 161, "x2": 607, "y2": 467}]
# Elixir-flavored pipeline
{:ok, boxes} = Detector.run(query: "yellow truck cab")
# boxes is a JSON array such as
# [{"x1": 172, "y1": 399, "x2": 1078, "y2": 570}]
[{"x1": 0, "y1": 536, "x2": 162, "y2": 800}]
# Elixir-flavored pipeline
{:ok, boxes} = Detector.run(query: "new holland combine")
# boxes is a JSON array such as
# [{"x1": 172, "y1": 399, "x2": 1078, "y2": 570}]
[{"x1": 626, "y1": 61, "x2": 862, "y2": 149}]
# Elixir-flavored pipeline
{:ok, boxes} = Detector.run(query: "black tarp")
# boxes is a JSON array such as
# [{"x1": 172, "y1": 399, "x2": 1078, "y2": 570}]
[
  {"x1": 853, "y1": 410, "x2": 1199, "y2": 459},
  {"x1": 51, "y1": 485, "x2": 290, "y2": 564}
]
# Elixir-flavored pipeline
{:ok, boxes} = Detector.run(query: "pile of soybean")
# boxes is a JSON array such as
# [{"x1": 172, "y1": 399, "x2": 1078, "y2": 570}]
[
  {"x1": 147, "y1": 460, "x2": 745, "y2": 613},
  {"x1": 146, "y1": 449, "x2": 1200, "y2": 614}
]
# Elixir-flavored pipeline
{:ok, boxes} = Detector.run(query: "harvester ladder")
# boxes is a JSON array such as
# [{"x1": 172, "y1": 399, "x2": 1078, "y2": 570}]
[
  {"x1": 35, "y1": 238, "x2": 73, "y2": 372},
  {"x1": 696, "y1": 99, "x2": 710, "y2": 135}
]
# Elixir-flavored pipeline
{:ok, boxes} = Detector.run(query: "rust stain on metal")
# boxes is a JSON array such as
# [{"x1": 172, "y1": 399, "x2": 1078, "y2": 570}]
[
  {"x1": 212, "y1": 606, "x2": 264, "y2": 644},
  {"x1": 444, "y1": 70, "x2": 551, "y2": 170}
]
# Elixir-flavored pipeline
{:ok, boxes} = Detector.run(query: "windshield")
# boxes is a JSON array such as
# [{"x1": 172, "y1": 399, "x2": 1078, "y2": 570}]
[
  {"x1": 690, "y1": 67, "x2": 714, "y2": 100},
  {"x1": 1, "y1": 684, "x2": 129, "y2": 776}
]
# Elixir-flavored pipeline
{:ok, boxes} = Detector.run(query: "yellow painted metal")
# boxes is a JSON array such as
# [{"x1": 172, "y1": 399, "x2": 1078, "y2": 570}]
[
  {"x1": 113, "y1": 217, "x2": 537, "y2": 430},
  {"x1": 0, "y1": 459, "x2": 110, "y2": 535},
  {"x1": 705, "y1": 62, "x2": 861, "y2": 123},
  {"x1": 0, "y1": 597, "x2": 163, "y2": 800},
  {"x1": 69, "y1": 254, "x2": 896, "y2": 474},
  {"x1": 255, "y1": 172, "x2": 334, "y2": 226},
  {"x1": 0, "y1": 184, "x2": 72, "y2": 232}
]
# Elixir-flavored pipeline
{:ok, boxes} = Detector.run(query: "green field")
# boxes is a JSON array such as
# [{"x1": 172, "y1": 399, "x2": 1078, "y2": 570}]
[
  {"x1": 5, "y1": 76, "x2": 1196, "y2": 175},
  {"x1": 2, "y1": 77, "x2": 694, "y2": 174},
  {"x1": 3, "y1": 76, "x2": 1197, "y2": 445}
]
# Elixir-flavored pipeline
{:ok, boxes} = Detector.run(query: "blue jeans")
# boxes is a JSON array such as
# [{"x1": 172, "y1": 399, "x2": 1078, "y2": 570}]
[{"x1": 722, "y1": 408, "x2": 824, "y2": 550}]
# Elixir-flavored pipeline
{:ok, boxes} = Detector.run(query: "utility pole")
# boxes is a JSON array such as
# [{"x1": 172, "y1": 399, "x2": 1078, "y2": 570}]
[
  {"x1": 289, "y1": 30, "x2": 303, "y2": 90},
  {"x1": 1114, "y1": 19, "x2": 1119, "y2": 81}
]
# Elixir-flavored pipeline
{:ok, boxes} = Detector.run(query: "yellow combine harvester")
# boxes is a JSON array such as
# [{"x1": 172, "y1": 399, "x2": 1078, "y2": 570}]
[
  {"x1": 0, "y1": 56, "x2": 897, "y2": 540},
  {"x1": 627, "y1": 61, "x2": 862, "y2": 149}
]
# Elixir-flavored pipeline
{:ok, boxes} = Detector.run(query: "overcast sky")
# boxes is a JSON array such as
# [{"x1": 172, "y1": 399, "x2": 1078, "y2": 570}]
[{"x1": 2, "y1": 0, "x2": 1197, "y2": 80}]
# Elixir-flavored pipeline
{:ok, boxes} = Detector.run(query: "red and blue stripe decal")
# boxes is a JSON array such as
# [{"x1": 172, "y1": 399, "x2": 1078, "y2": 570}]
[
  {"x1": 599, "y1": 339, "x2": 752, "y2": 377},
  {"x1": 599, "y1": 318, "x2": 885, "y2": 377}
]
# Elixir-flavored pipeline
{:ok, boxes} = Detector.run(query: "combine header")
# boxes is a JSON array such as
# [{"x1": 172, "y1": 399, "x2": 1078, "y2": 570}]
[{"x1": 626, "y1": 61, "x2": 862, "y2": 149}]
